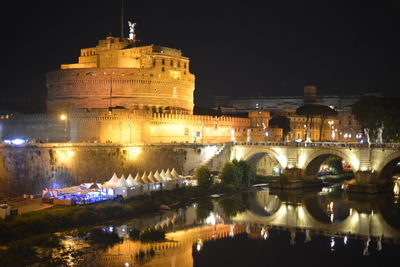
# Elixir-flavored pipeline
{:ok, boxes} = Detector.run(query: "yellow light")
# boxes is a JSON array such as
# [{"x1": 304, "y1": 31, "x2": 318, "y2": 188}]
[
  {"x1": 126, "y1": 147, "x2": 141, "y2": 160},
  {"x1": 169, "y1": 70, "x2": 181, "y2": 79},
  {"x1": 56, "y1": 149, "x2": 75, "y2": 164},
  {"x1": 60, "y1": 114, "x2": 67, "y2": 121}
]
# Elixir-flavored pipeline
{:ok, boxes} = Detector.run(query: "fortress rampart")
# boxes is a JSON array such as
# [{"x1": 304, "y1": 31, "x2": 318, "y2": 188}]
[{"x1": 46, "y1": 67, "x2": 194, "y2": 114}]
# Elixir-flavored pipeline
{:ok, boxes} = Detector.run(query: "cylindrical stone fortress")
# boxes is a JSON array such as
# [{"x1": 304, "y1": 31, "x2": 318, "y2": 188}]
[{"x1": 46, "y1": 36, "x2": 195, "y2": 114}]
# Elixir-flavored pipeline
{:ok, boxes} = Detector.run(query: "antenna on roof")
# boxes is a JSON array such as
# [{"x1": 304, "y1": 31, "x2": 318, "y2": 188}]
[{"x1": 120, "y1": 0, "x2": 124, "y2": 38}]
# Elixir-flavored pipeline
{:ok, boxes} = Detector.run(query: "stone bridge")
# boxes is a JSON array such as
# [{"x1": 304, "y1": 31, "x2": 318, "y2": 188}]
[{"x1": 230, "y1": 142, "x2": 400, "y2": 185}]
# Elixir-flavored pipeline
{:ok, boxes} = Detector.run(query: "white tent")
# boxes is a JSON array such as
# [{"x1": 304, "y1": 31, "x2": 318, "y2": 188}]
[
  {"x1": 114, "y1": 174, "x2": 129, "y2": 188},
  {"x1": 171, "y1": 168, "x2": 180, "y2": 179},
  {"x1": 153, "y1": 170, "x2": 162, "y2": 182},
  {"x1": 141, "y1": 172, "x2": 151, "y2": 184},
  {"x1": 126, "y1": 173, "x2": 139, "y2": 187},
  {"x1": 165, "y1": 169, "x2": 173, "y2": 180},
  {"x1": 133, "y1": 173, "x2": 143, "y2": 185},
  {"x1": 160, "y1": 169, "x2": 168, "y2": 181},
  {"x1": 147, "y1": 171, "x2": 156, "y2": 183},
  {"x1": 103, "y1": 173, "x2": 119, "y2": 187}
]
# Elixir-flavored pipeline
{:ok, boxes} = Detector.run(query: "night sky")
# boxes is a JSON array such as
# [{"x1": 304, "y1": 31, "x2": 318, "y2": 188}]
[{"x1": 1, "y1": 0, "x2": 399, "y2": 112}]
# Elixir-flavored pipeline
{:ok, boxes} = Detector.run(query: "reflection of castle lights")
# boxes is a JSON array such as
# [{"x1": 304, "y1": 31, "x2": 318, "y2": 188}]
[
  {"x1": 260, "y1": 227, "x2": 269, "y2": 239},
  {"x1": 330, "y1": 237, "x2": 335, "y2": 250},
  {"x1": 344, "y1": 236, "x2": 348, "y2": 245},
  {"x1": 394, "y1": 181, "x2": 399, "y2": 195},
  {"x1": 230, "y1": 224, "x2": 235, "y2": 237},
  {"x1": 196, "y1": 239, "x2": 203, "y2": 252}
]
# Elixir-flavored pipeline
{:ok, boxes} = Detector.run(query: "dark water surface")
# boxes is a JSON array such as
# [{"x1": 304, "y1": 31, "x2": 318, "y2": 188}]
[{"x1": 61, "y1": 185, "x2": 400, "y2": 267}]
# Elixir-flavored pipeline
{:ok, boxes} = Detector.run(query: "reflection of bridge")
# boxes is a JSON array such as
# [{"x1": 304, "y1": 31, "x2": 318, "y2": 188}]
[
  {"x1": 228, "y1": 191, "x2": 400, "y2": 243},
  {"x1": 230, "y1": 142, "x2": 400, "y2": 182}
]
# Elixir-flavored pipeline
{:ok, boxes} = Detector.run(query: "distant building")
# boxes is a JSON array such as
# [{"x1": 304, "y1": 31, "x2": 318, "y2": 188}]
[{"x1": 214, "y1": 86, "x2": 362, "y2": 142}]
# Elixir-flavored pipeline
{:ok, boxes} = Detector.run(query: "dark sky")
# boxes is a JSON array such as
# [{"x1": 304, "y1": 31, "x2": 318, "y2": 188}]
[{"x1": 1, "y1": 0, "x2": 399, "y2": 111}]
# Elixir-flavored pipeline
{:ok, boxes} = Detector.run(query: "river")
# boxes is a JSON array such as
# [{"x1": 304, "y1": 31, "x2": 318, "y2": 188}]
[{"x1": 52, "y1": 184, "x2": 400, "y2": 267}]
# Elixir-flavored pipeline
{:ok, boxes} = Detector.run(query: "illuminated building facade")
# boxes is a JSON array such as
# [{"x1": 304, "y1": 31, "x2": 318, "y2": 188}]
[
  {"x1": 47, "y1": 36, "x2": 195, "y2": 114},
  {"x1": 1, "y1": 29, "x2": 278, "y2": 143}
]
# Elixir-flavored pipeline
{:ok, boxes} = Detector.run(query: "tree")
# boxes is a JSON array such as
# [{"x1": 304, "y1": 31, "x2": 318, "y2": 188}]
[
  {"x1": 219, "y1": 162, "x2": 240, "y2": 188},
  {"x1": 234, "y1": 159, "x2": 255, "y2": 187},
  {"x1": 351, "y1": 96, "x2": 384, "y2": 141},
  {"x1": 196, "y1": 198, "x2": 214, "y2": 222},
  {"x1": 326, "y1": 156, "x2": 344, "y2": 174},
  {"x1": 195, "y1": 166, "x2": 213, "y2": 189}
]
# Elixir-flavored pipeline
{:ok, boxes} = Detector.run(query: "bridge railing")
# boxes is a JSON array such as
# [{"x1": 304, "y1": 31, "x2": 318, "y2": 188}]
[{"x1": 234, "y1": 141, "x2": 400, "y2": 149}]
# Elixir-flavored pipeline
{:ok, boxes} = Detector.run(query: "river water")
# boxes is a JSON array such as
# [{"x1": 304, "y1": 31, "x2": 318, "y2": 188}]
[{"x1": 57, "y1": 185, "x2": 400, "y2": 267}]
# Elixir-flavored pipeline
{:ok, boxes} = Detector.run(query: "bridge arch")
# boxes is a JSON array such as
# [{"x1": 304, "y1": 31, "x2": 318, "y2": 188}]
[
  {"x1": 240, "y1": 147, "x2": 287, "y2": 168},
  {"x1": 302, "y1": 148, "x2": 357, "y2": 178},
  {"x1": 376, "y1": 151, "x2": 400, "y2": 181},
  {"x1": 240, "y1": 147, "x2": 287, "y2": 175}
]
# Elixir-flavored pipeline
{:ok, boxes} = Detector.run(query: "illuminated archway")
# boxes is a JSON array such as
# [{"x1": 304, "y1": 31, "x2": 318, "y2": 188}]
[
  {"x1": 245, "y1": 152, "x2": 283, "y2": 176},
  {"x1": 303, "y1": 150, "x2": 356, "y2": 180},
  {"x1": 377, "y1": 151, "x2": 400, "y2": 183}
]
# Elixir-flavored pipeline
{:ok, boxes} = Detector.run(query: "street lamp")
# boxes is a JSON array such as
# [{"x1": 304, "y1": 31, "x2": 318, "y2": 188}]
[{"x1": 60, "y1": 113, "x2": 67, "y2": 142}]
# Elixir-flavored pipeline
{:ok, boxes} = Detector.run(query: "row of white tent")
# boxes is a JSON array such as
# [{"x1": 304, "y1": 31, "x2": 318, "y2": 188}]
[{"x1": 101, "y1": 168, "x2": 185, "y2": 198}]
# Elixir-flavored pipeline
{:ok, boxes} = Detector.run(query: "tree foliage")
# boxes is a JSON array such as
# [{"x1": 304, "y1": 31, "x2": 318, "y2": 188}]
[
  {"x1": 219, "y1": 160, "x2": 255, "y2": 188},
  {"x1": 195, "y1": 166, "x2": 213, "y2": 188},
  {"x1": 220, "y1": 162, "x2": 240, "y2": 188},
  {"x1": 326, "y1": 156, "x2": 344, "y2": 174},
  {"x1": 352, "y1": 96, "x2": 400, "y2": 142}
]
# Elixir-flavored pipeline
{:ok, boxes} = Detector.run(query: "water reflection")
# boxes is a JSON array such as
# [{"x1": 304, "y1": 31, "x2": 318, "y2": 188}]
[{"x1": 61, "y1": 187, "x2": 400, "y2": 266}]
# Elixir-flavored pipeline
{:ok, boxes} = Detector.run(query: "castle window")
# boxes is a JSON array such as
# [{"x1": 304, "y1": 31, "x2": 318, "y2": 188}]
[
  {"x1": 170, "y1": 60, "x2": 173, "y2": 67},
  {"x1": 161, "y1": 67, "x2": 165, "y2": 72},
  {"x1": 162, "y1": 59, "x2": 165, "y2": 65},
  {"x1": 177, "y1": 61, "x2": 181, "y2": 68},
  {"x1": 184, "y1": 63, "x2": 187, "y2": 69}
]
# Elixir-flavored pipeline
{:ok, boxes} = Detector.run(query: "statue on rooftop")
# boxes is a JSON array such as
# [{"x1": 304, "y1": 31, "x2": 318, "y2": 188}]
[{"x1": 128, "y1": 21, "x2": 136, "y2": 40}]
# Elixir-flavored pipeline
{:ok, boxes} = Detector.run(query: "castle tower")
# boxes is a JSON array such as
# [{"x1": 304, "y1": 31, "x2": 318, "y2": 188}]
[
  {"x1": 46, "y1": 31, "x2": 195, "y2": 114},
  {"x1": 303, "y1": 85, "x2": 317, "y2": 104}
]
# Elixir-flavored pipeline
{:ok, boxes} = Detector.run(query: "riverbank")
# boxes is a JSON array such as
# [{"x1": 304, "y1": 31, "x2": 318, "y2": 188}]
[{"x1": 0, "y1": 184, "x2": 235, "y2": 244}]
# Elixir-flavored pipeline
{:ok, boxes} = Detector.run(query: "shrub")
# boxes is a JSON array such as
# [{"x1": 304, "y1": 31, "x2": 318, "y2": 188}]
[
  {"x1": 196, "y1": 166, "x2": 213, "y2": 189},
  {"x1": 139, "y1": 228, "x2": 166, "y2": 242},
  {"x1": 129, "y1": 228, "x2": 141, "y2": 240},
  {"x1": 219, "y1": 162, "x2": 240, "y2": 188}
]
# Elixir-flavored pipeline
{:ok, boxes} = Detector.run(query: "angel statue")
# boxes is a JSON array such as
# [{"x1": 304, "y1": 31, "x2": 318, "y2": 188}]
[{"x1": 128, "y1": 21, "x2": 136, "y2": 40}]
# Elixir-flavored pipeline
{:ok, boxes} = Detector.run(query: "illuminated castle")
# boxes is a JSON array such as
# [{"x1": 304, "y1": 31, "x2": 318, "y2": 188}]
[
  {"x1": 47, "y1": 35, "x2": 195, "y2": 114},
  {"x1": 0, "y1": 24, "x2": 277, "y2": 143}
]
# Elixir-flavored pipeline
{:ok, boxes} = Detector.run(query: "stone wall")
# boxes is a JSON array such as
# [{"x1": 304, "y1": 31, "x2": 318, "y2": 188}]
[{"x1": 0, "y1": 143, "x2": 225, "y2": 198}]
